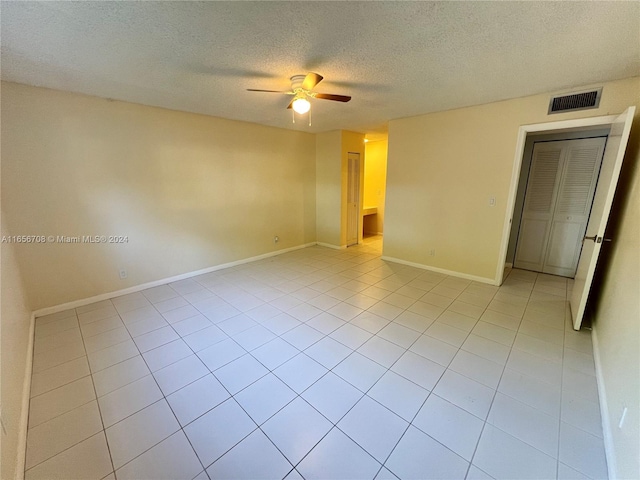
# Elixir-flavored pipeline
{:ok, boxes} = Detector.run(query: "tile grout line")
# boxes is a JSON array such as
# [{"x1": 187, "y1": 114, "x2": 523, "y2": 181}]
[
  {"x1": 25, "y1": 313, "x2": 110, "y2": 475},
  {"x1": 116, "y1": 287, "x2": 210, "y2": 478},
  {"x1": 469, "y1": 270, "x2": 570, "y2": 477},
  {"x1": 29, "y1": 241, "x2": 598, "y2": 480},
  {"x1": 465, "y1": 267, "x2": 525, "y2": 477},
  {"x1": 77, "y1": 306, "x2": 117, "y2": 479}
]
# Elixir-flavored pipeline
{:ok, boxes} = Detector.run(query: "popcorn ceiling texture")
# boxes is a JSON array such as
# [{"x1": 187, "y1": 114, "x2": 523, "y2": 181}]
[{"x1": 1, "y1": 1, "x2": 639, "y2": 134}]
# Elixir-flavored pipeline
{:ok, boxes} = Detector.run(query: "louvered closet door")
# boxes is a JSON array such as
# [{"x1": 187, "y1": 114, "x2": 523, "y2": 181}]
[
  {"x1": 514, "y1": 137, "x2": 607, "y2": 277},
  {"x1": 514, "y1": 143, "x2": 564, "y2": 272},
  {"x1": 346, "y1": 153, "x2": 360, "y2": 247},
  {"x1": 544, "y1": 138, "x2": 606, "y2": 276}
]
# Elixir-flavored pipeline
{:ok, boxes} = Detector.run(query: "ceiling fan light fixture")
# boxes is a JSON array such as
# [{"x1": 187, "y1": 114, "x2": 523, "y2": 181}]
[{"x1": 292, "y1": 97, "x2": 311, "y2": 114}]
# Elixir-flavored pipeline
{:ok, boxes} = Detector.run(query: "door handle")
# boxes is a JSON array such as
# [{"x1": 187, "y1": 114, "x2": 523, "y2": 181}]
[{"x1": 584, "y1": 235, "x2": 604, "y2": 243}]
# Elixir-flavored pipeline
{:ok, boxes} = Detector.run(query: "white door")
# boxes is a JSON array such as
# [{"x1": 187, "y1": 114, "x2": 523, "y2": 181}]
[
  {"x1": 346, "y1": 153, "x2": 360, "y2": 246},
  {"x1": 514, "y1": 138, "x2": 606, "y2": 277},
  {"x1": 570, "y1": 106, "x2": 636, "y2": 330}
]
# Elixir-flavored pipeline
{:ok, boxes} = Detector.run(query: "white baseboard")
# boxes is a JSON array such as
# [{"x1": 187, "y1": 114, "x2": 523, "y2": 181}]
[
  {"x1": 505, "y1": 262, "x2": 513, "y2": 268},
  {"x1": 381, "y1": 256, "x2": 495, "y2": 285},
  {"x1": 17, "y1": 312, "x2": 36, "y2": 480},
  {"x1": 33, "y1": 242, "x2": 316, "y2": 318},
  {"x1": 316, "y1": 242, "x2": 346, "y2": 250},
  {"x1": 592, "y1": 327, "x2": 617, "y2": 480}
]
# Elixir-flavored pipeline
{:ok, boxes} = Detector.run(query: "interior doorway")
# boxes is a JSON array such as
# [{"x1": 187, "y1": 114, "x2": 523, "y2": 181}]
[
  {"x1": 509, "y1": 134, "x2": 609, "y2": 278},
  {"x1": 498, "y1": 107, "x2": 635, "y2": 330},
  {"x1": 362, "y1": 137, "x2": 388, "y2": 245}
]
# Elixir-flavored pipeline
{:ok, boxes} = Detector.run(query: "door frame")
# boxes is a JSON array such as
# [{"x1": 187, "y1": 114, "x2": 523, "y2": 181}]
[{"x1": 496, "y1": 113, "x2": 619, "y2": 285}]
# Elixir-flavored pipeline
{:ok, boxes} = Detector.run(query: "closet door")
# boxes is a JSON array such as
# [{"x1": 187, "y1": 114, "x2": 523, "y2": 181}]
[
  {"x1": 346, "y1": 153, "x2": 360, "y2": 247},
  {"x1": 513, "y1": 143, "x2": 564, "y2": 272},
  {"x1": 543, "y1": 138, "x2": 606, "y2": 276}
]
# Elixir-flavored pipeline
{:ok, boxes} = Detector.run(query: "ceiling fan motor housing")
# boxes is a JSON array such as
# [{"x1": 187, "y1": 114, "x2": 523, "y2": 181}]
[{"x1": 290, "y1": 75, "x2": 307, "y2": 91}]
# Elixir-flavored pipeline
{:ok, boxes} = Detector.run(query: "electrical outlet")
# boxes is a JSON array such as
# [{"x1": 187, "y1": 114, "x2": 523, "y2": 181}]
[
  {"x1": 489, "y1": 196, "x2": 496, "y2": 207},
  {"x1": 429, "y1": 249, "x2": 436, "y2": 256},
  {"x1": 274, "y1": 236, "x2": 279, "y2": 244},
  {"x1": 119, "y1": 269, "x2": 128, "y2": 279}
]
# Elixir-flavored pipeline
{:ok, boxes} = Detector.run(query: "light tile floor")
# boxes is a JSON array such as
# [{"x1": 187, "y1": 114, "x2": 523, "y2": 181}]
[{"x1": 26, "y1": 236, "x2": 608, "y2": 479}]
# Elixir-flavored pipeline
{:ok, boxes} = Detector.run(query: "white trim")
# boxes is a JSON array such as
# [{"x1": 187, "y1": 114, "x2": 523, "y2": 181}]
[
  {"x1": 592, "y1": 326, "x2": 617, "y2": 480},
  {"x1": 16, "y1": 312, "x2": 36, "y2": 480},
  {"x1": 496, "y1": 126, "x2": 527, "y2": 286},
  {"x1": 316, "y1": 242, "x2": 346, "y2": 250},
  {"x1": 496, "y1": 113, "x2": 621, "y2": 286},
  {"x1": 33, "y1": 243, "x2": 316, "y2": 317},
  {"x1": 520, "y1": 115, "x2": 618, "y2": 133},
  {"x1": 381, "y1": 255, "x2": 495, "y2": 285},
  {"x1": 505, "y1": 262, "x2": 513, "y2": 268}
]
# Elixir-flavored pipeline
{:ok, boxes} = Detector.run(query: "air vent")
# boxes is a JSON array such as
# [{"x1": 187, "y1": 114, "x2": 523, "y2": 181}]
[{"x1": 548, "y1": 88, "x2": 602, "y2": 114}]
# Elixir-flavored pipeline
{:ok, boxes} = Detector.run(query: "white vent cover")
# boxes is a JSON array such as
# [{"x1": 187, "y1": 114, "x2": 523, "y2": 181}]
[{"x1": 548, "y1": 88, "x2": 602, "y2": 114}]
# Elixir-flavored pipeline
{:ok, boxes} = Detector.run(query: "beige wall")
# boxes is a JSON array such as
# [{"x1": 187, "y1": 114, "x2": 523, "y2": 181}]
[
  {"x1": 590, "y1": 117, "x2": 640, "y2": 480},
  {"x1": 1, "y1": 217, "x2": 33, "y2": 480},
  {"x1": 363, "y1": 139, "x2": 388, "y2": 234},
  {"x1": 1, "y1": 82, "x2": 316, "y2": 310},
  {"x1": 315, "y1": 131, "x2": 342, "y2": 246},
  {"x1": 385, "y1": 76, "x2": 640, "y2": 282}
]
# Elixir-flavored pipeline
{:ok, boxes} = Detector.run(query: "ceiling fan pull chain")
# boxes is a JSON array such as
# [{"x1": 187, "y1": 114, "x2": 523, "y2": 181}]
[
  {"x1": 292, "y1": 109, "x2": 295, "y2": 124},
  {"x1": 309, "y1": 108, "x2": 312, "y2": 127}
]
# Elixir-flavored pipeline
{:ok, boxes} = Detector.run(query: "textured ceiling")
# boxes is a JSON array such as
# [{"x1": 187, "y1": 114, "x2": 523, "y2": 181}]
[{"x1": 2, "y1": 1, "x2": 639, "y2": 135}]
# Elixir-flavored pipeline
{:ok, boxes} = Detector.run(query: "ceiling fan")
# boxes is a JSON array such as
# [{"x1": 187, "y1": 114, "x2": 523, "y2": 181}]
[{"x1": 247, "y1": 72, "x2": 351, "y2": 116}]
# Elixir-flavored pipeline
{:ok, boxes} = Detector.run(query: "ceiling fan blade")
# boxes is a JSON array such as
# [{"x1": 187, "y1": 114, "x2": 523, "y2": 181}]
[
  {"x1": 287, "y1": 99, "x2": 294, "y2": 109},
  {"x1": 314, "y1": 93, "x2": 351, "y2": 102},
  {"x1": 246, "y1": 89, "x2": 294, "y2": 94},
  {"x1": 302, "y1": 72, "x2": 323, "y2": 91}
]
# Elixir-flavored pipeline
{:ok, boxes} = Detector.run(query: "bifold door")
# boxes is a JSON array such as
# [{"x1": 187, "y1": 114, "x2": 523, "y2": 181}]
[
  {"x1": 514, "y1": 137, "x2": 606, "y2": 277},
  {"x1": 346, "y1": 153, "x2": 360, "y2": 247}
]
